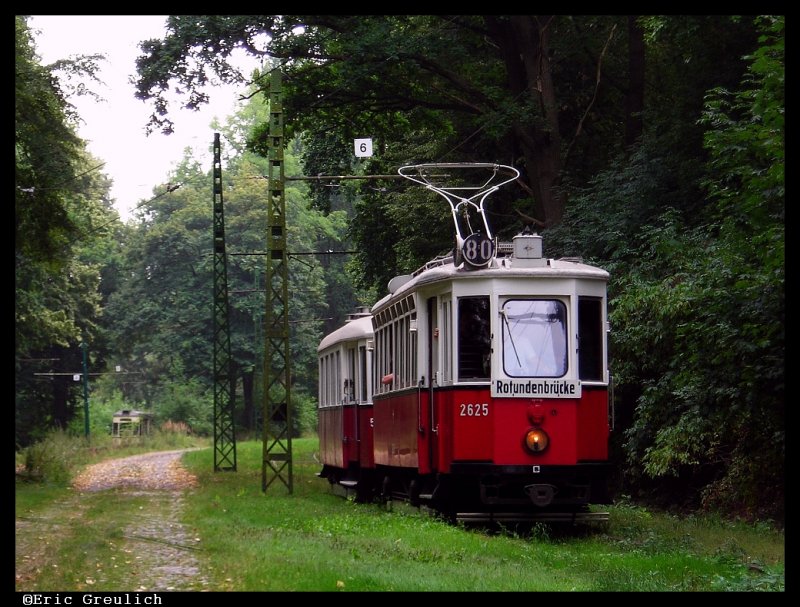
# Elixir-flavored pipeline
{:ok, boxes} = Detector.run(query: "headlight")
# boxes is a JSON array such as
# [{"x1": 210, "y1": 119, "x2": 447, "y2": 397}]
[{"x1": 524, "y1": 427, "x2": 549, "y2": 453}]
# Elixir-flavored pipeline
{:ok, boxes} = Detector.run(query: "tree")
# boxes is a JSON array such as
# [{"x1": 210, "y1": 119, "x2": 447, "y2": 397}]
[
  {"x1": 103, "y1": 108, "x2": 349, "y2": 435},
  {"x1": 15, "y1": 15, "x2": 104, "y2": 268},
  {"x1": 15, "y1": 16, "x2": 117, "y2": 445},
  {"x1": 606, "y1": 16, "x2": 784, "y2": 521}
]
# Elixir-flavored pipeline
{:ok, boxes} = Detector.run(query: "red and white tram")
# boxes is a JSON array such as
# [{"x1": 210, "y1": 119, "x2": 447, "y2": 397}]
[{"x1": 318, "y1": 164, "x2": 612, "y2": 522}]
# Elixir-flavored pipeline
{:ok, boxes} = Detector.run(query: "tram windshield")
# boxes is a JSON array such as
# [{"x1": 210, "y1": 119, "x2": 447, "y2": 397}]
[{"x1": 501, "y1": 300, "x2": 567, "y2": 377}]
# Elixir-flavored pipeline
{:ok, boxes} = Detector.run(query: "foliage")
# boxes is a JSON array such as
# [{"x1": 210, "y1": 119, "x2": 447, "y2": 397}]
[
  {"x1": 15, "y1": 15, "x2": 81, "y2": 266},
  {"x1": 15, "y1": 17, "x2": 120, "y2": 447},
  {"x1": 155, "y1": 378, "x2": 214, "y2": 436},
  {"x1": 21, "y1": 429, "x2": 84, "y2": 484},
  {"x1": 543, "y1": 16, "x2": 783, "y2": 522},
  {"x1": 66, "y1": 377, "x2": 124, "y2": 438},
  {"x1": 134, "y1": 15, "x2": 656, "y2": 235},
  {"x1": 608, "y1": 16, "x2": 784, "y2": 521},
  {"x1": 291, "y1": 389, "x2": 318, "y2": 437},
  {"x1": 101, "y1": 101, "x2": 350, "y2": 434}
]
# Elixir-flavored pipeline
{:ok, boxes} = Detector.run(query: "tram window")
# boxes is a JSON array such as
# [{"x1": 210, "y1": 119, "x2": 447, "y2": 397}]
[
  {"x1": 578, "y1": 298, "x2": 603, "y2": 381},
  {"x1": 359, "y1": 346, "x2": 367, "y2": 402},
  {"x1": 389, "y1": 324, "x2": 395, "y2": 388},
  {"x1": 399, "y1": 316, "x2": 407, "y2": 388},
  {"x1": 458, "y1": 296, "x2": 491, "y2": 380},
  {"x1": 318, "y1": 358, "x2": 322, "y2": 406},
  {"x1": 442, "y1": 299, "x2": 452, "y2": 383},
  {"x1": 375, "y1": 326, "x2": 394, "y2": 393},
  {"x1": 335, "y1": 350, "x2": 341, "y2": 403},
  {"x1": 502, "y1": 299, "x2": 567, "y2": 377},
  {"x1": 326, "y1": 356, "x2": 331, "y2": 405},
  {"x1": 319, "y1": 356, "x2": 325, "y2": 407},
  {"x1": 347, "y1": 348, "x2": 356, "y2": 401}
]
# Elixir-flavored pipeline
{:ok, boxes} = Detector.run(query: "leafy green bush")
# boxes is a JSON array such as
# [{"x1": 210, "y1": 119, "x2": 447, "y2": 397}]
[
  {"x1": 548, "y1": 16, "x2": 784, "y2": 524},
  {"x1": 292, "y1": 389, "x2": 318, "y2": 437},
  {"x1": 155, "y1": 379, "x2": 213, "y2": 436}
]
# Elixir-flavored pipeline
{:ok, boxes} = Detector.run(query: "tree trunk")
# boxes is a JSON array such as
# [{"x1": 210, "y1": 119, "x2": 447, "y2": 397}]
[
  {"x1": 242, "y1": 369, "x2": 254, "y2": 431},
  {"x1": 52, "y1": 377, "x2": 70, "y2": 429},
  {"x1": 625, "y1": 16, "x2": 645, "y2": 147},
  {"x1": 498, "y1": 16, "x2": 567, "y2": 228}
]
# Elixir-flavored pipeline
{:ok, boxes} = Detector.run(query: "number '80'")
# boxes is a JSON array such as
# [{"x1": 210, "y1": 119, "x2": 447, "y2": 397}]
[{"x1": 462, "y1": 233, "x2": 493, "y2": 266}]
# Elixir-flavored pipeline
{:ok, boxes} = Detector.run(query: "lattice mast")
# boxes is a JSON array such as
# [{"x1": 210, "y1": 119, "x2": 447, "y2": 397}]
[
  {"x1": 212, "y1": 132, "x2": 237, "y2": 471},
  {"x1": 261, "y1": 70, "x2": 293, "y2": 493}
]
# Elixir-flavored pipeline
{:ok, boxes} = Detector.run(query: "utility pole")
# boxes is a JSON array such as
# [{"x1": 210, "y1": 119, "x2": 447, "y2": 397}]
[
  {"x1": 212, "y1": 132, "x2": 237, "y2": 471},
  {"x1": 80, "y1": 340, "x2": 90, "y2": 437},
  {"x1": 262, "y1": 69, "x2": 293, "y2": 494}
]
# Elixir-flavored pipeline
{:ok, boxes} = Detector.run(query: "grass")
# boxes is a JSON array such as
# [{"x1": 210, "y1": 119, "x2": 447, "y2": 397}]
[
  {"x1": 178, "y1": 439, "x2": 784, "y2": 591},
  {"x1": 16, "y1": 436, "x2": 785, "y2": 592}
]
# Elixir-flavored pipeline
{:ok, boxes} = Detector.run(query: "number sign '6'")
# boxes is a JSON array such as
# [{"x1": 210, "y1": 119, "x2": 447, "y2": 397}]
[{"x1": 354, "y1": 138, "x2": 373, "y2": 157}]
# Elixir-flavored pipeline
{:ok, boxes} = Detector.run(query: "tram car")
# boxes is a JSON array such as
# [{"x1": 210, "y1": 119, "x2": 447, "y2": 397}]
[
  {"x1": 111, "y1": 409, "x2": 154, "y2": 439},
  {"x1": 317, "y1": 163, "x2": 612, "y2": 522}
]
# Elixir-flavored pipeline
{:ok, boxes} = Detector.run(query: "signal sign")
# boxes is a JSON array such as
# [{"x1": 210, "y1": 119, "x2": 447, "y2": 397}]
[{"x1": 355, "y1": 138, "x2": 373, "y2": 157}]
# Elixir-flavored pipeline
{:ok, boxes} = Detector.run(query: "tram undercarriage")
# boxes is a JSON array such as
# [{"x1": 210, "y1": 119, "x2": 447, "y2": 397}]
[{"x1": 318, "y1": 463, "x2": 610, "y2": 524}]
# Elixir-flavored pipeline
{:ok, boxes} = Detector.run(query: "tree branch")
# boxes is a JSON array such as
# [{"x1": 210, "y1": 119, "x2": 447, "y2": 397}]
[
  {"x1": 563, "y1": 23, "x2": 618, "y2": 171},
  {"x1": 401, "y1": 52, "x2": 495, "y2": 108}
]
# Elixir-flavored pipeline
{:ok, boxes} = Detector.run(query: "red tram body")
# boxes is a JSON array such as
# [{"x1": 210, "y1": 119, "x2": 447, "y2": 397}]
[{"x1": 317, "y1": 164, "x2": 612, "y2": 522}]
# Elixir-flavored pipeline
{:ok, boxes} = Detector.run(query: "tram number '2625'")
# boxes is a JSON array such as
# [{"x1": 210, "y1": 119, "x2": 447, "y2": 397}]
[{"x1": 460, "y1": 403, "x2": 489, "y2": 417}]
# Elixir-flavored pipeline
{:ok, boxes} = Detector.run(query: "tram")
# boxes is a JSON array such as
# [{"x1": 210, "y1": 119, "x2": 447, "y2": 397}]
[{"x1": 318, "y1": 163, "x2": 611, "y2": 522}]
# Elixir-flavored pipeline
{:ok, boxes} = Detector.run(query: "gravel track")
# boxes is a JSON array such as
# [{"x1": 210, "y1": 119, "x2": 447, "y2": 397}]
[{"x1": 16, "y1": 449, "x2": 211, "y2": 592}]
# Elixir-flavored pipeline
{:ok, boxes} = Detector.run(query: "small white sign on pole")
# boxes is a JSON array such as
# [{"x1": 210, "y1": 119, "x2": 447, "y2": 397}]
[
  {"x1": 354, "y1": 138, "x2": 373, "y2": 157},
  {"x1": 73, "y1": 374, "x2": 81, "y2": 382}
]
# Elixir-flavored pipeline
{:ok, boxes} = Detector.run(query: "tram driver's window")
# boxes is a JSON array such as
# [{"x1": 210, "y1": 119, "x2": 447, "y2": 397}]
[
  {"x1": 502, "y1": 299, "x2": 567, "y2": 377},
  {"x1": 458, "y1": 296, "x2": 491, "y2": 380}
]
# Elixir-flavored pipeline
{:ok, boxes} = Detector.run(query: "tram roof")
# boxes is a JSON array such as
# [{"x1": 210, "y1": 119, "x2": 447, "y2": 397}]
[
  {"x1": 318, "y1": 314, "x2": 374, "y2": 352},
  {"x1": 112, "y1": 409, "x2": 153, "y2": 418},
  {"x1": 372, "y1": 257, "x2": 609, "y2": 313}
]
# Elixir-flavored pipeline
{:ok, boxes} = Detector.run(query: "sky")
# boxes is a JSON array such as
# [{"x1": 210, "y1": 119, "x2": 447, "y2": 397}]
[{"x1": 29, "y1": 15, "x2": 262, "y2": 221}]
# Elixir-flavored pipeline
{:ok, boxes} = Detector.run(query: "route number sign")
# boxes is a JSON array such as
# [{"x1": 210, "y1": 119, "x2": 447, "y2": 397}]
[{"x1": 462, "y1": 232, "x2": 494, "y2": 267}]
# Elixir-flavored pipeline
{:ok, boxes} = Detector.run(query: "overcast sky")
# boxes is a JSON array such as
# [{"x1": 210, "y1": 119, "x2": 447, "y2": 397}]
[{"x1": 28, "y1": 15, "x2": 260, "y2": 221}]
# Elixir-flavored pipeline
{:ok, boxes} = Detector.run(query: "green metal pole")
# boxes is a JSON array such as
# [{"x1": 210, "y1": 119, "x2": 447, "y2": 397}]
[{"x1": 80, "y1": 341, "x2": 90, "y2": 438}]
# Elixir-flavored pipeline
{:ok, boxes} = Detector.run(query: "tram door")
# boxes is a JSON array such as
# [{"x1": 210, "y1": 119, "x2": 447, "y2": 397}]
[
  {"x1": 346, "y1": 346, "x2": 358, "y2": 463},
  {"x1": 427, "y1": 297, "x2": 439, "y2": 470}
]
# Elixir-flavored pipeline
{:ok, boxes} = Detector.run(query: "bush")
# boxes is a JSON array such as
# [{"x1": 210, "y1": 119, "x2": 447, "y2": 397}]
[
  {"x1": 292, "y1": 389, "x2": 318, "y2": 437},
  {"x1": 156, "y1": 379, "x2": 213, "y2": 436},
  {"x1": 21, "y1": 429, "x2": 83, "y2": 484}
]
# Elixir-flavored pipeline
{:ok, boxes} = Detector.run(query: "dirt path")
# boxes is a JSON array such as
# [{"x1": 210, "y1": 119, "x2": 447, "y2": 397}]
[
  {"x1": 16, "y1": 449, "x2": 211, "y2": 592},
  {"x1": 71, "y1": 449, "x2": 200, "y2": 492}
]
